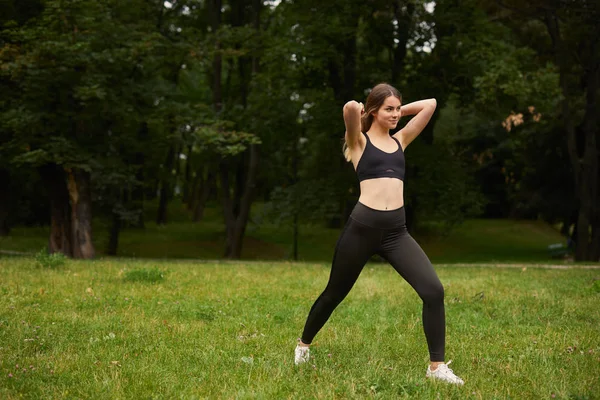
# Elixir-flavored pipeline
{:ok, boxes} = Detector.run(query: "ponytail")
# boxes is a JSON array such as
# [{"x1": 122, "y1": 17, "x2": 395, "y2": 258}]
[{"x1": 342, "y1": 142, "x2": 351, "y2": 162}]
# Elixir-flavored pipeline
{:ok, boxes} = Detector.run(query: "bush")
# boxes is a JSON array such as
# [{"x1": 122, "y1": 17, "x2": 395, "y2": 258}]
[
  {"x1": 592, "y1": 279, "x2": 600, "y2": 294},
  {"x1": 35, "y1": 248, "x2": 67, "y2": 269}
]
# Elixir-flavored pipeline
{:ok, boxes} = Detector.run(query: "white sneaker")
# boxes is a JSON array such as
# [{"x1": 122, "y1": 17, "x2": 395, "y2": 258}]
[
  {"x1": 426, "y1": 360, "x2": 464, "y2": 385},
  {"x1": 294, "y1": 344, "x2": 310, "y2": 365}
]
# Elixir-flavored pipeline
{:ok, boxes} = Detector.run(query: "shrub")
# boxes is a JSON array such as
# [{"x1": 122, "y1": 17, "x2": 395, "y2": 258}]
[{"x1": 35, "y1": 248, "x2": 67, "y2": 269}]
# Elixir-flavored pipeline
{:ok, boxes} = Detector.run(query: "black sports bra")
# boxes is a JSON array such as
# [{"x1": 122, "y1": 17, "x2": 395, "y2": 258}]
[{"x1": 355, "y1": 132, "x2": 405, "y2": 182}]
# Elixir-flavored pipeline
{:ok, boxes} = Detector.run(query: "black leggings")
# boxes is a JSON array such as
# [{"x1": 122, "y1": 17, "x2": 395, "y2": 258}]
[{"x1": 301, "y1": 202, "x2": 445, "y2": 361}]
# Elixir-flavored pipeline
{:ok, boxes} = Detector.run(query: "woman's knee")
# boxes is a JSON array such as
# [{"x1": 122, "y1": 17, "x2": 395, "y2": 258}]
[
  {"x1": 421, "y1": 281, "x2": 444, "y2": 304},
  {"x1": 316, "y1": 284, "x2": 350, "y2": 307}
]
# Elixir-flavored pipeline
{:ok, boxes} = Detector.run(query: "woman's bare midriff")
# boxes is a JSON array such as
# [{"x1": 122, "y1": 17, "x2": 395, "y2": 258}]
[{"x1": 358, "y1": 178, "x2": 404, "y2": 210}]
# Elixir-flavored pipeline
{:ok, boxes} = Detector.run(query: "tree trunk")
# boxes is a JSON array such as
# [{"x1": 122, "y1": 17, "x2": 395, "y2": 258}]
[
  {"x1": 40, "y1": 164, "x2": 73, "y2": 256},
  {"x1": 156, "y1": 183, "x2": 169, "y2": 225},
  {"x1": 292, "y1": 127, "x2": 299, "y2": 260},
  {"x1": 218, "y1": 145, "x2": 259, "y2": 258},
  {"x1": 132, "y1": 121, "x2": 148, "y2": 228},
  {"x1": 219, "y1": 160, "x2": 235, "y2": 256},
  {"x1": 571, "y1": 67, "x2": 598, "y2": 260},
  {"x1": 210, "y1": 0, "x2": 223, "y2": 113},
  {"x1": 391, "y1": 1, "x2": 414, "y2": 84},
  {"x1": 188, "y1": 167, "x2": 202, "y2": 211},
  {"x1": 194, "y1": 168, "x2": 215, "y2": 222},
  {"x1": 326, "y1": 9, "x2": 359, "y2": 227},
  {"x1": 545, "y1": 12, "x2": 600, "y2": 261},
  {"x1": 66, "y1": 168, "x2": 95, "y2": 259},
  {"x1": 107, "y1": 211, "x2": 121, "y2": 256},
  {"x1": 252, "y1": 0, "x2": 262, "y2": 74},
  {"x1": 0, "y1": 169, "x2": 10, "y2": 236},
  {"x1": 591, "y1": 215, "x2": 600, "y2": 261},
  {"x1": 183, "y1": 144, "x2": 193, "y2": 204},
  {"x1": 229, "y1": 145, "x2": 259, "y2": 258},
  {"x1": 156, "y1": 144, "x2": 176, "y2": 225},
  {"x1": 578, "y1": 64, "x2": 599, "y2": 260}
]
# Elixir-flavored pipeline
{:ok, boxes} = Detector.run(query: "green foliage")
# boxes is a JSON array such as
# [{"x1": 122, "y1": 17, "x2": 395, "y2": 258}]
[
  {"x1": 1, "y1": 0, "x2": 595, "y2": 260},
  {"x1": 429, "y1": 1, "x2": 570, "y2": 221},
  {"x1": 34, "y1": 248, "x2": 66, "y2": 269},
  {"x1": 193, "y1": 121, "x2": 261, "y2": 157},
  {"x1": 405, "y1": 140, "x2": 485, "y2": 232},
  {"x1": 123, "y1": 268, "x2": 165, "y2": 283},
  {"x1": 258, "y1": 178, "x2": 343, "y2": 225}
]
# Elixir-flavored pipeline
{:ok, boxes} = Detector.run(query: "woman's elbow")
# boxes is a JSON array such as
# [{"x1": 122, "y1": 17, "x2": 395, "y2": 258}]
[{"x1": 343, "y1": 100, "x2": 360, "y2": 114}]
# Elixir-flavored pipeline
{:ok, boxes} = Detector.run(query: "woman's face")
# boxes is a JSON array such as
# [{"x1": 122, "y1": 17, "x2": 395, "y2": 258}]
[{"x1": 372, "y1": 96, "x2": 401, "y2": 129}]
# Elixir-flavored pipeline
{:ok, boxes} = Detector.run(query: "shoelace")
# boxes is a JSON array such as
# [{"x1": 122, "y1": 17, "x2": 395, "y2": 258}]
[{"x1": 437, "y1": 360, "x2": 457, "y2": 376}]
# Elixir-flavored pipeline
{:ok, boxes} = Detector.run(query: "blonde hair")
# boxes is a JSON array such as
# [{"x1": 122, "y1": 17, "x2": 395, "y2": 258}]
[{"x1": 343, "y1": 83, "x2": 402, "y2": 162}]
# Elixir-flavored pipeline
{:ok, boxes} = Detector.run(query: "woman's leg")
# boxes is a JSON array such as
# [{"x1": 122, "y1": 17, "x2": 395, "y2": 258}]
[
  {"x1": 379, "y1": 228, "x2": 445, "y2": 361},
  {"x1": 300, "y1": 218, "x2": 380, "y2": 344}
]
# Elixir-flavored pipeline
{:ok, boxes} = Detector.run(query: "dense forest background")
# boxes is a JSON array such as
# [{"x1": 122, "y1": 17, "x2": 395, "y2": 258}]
[{"x1": 1, "y1": 0, "x2": 598, "y2": 261}]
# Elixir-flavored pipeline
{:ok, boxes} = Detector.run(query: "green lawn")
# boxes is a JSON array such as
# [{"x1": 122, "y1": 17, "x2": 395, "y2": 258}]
[
  {"x1": 0, "y1": 258, "x2": 598, "y2": 399},
  {"x1": 0, "y1": 202, "x2": 575, "y2": 263}
]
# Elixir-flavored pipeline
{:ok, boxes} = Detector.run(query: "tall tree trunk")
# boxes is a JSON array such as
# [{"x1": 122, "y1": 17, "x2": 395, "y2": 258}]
[
  {"x1": 211, "y1": 0, "x2": 261, "y2": 257},
  {"x1": 183, "y1": 144, "x2": 193, "y2": 204},
  {"x1": 66, "y1": 168, "x2": 95, "y2": 259},
  {"x1": 156, "y1": 144, "x2": 176, "y2": 225},
  {"x1": 592, "y1": 215, "x2": 600, "y2": 260},
  {"x1": 211, "y1": 0, "x2": 223, "y2": 113},
  {"x1": 579, "y1": 64, "x2": 599, "y2": 260},
  {"x1": 107, "y1": 211, "x2": 121, "y2": 256},
  {"x1": 40, "y1": 164, "x2": 72, "y2": 256},
  {"x1": 219, "y1": 160, "x2": 235, "y2": 256},
  {"x1": 252, "y1": 0, "x2": 262, "y2": 74},
  {"x1": 292, "y1": 126, "x2": 299, "y2": 260},
  {"x1": 132, "y1": 121, "x2": 148, "y2": 228},
  {"x1": 545, "y1": 12, "x2": 600, "y2": 261},
  {"x1": 223, "y1": 144, "x2": 259, "y2": 258},
  {"x1": 391, "y1": 0, "x2": 414, "y2": 84},
  {"x1": 326, "y1": 8, "x2": 359, "y2": 227},
  {"x1": 0, "y1": 169, "x2": 10, "y2": 236},
  {"x1": 193, "y1": 168, "x2": 215, "y2": 222},
  {"x1": 327, "y1": 8, "x2": 358, "y2": 105},
  {"x1": 156, "y1": 182, "x2": 169, "y2": 225},
  {"x1": 188, "y1": 166, "x2": 202, "y2": 211},
  {"x1": 218, "y1": 147, "x2": 260, "y2": 258}
]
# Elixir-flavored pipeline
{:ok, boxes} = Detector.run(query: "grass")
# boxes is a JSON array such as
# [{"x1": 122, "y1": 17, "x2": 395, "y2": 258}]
[
  {"x1": 0, "y1": 257, "x2": 598, "y2": 399},
  {"x1": 0, "y1": 202, "x2": 575, "y2": 263},
  {"x1": 419, "y1": 219, "x2": 568, "y2": 263}
]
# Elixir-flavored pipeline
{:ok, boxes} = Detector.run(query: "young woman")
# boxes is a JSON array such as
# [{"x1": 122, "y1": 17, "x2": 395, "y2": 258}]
[{"x1": 294, "y1": 83, "x2": 464, "y2": 385}]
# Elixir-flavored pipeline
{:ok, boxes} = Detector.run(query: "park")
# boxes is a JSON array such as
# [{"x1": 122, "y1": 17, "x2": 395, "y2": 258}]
[{"x1": 1, "y1": 0, "x2": 599, "y2": 398}]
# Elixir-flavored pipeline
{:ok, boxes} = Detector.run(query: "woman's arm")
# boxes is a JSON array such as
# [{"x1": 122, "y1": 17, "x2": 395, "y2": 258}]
[
  {"x1": 393, "y1": 98, "x2": 437, "y2": 149},
  {"x1": 343, "y1": 100, "x2": 363, "y2": 147}
]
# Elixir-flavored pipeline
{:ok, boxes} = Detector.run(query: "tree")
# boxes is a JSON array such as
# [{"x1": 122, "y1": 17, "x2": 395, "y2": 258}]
[
  {"x1": 1, "y1": 0, "x2": 168, "y2": 257},
  {"x1": 486, "y1": 0, "x2": 600, "y2": 260}
]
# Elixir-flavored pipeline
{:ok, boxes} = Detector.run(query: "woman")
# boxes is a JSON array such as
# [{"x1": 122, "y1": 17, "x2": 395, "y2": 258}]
[{"x1": 294, "y1": 83, "x2": 464, "y2": 385}]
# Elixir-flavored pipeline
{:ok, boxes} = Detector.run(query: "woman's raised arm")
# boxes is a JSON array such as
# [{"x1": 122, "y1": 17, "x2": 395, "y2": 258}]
[
  {"x1": 343, "y1": 100, "x2": 363, "y2": 147},
  {"x1": 393, "y1": 98, "x2": 437, "y2": 149}
]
